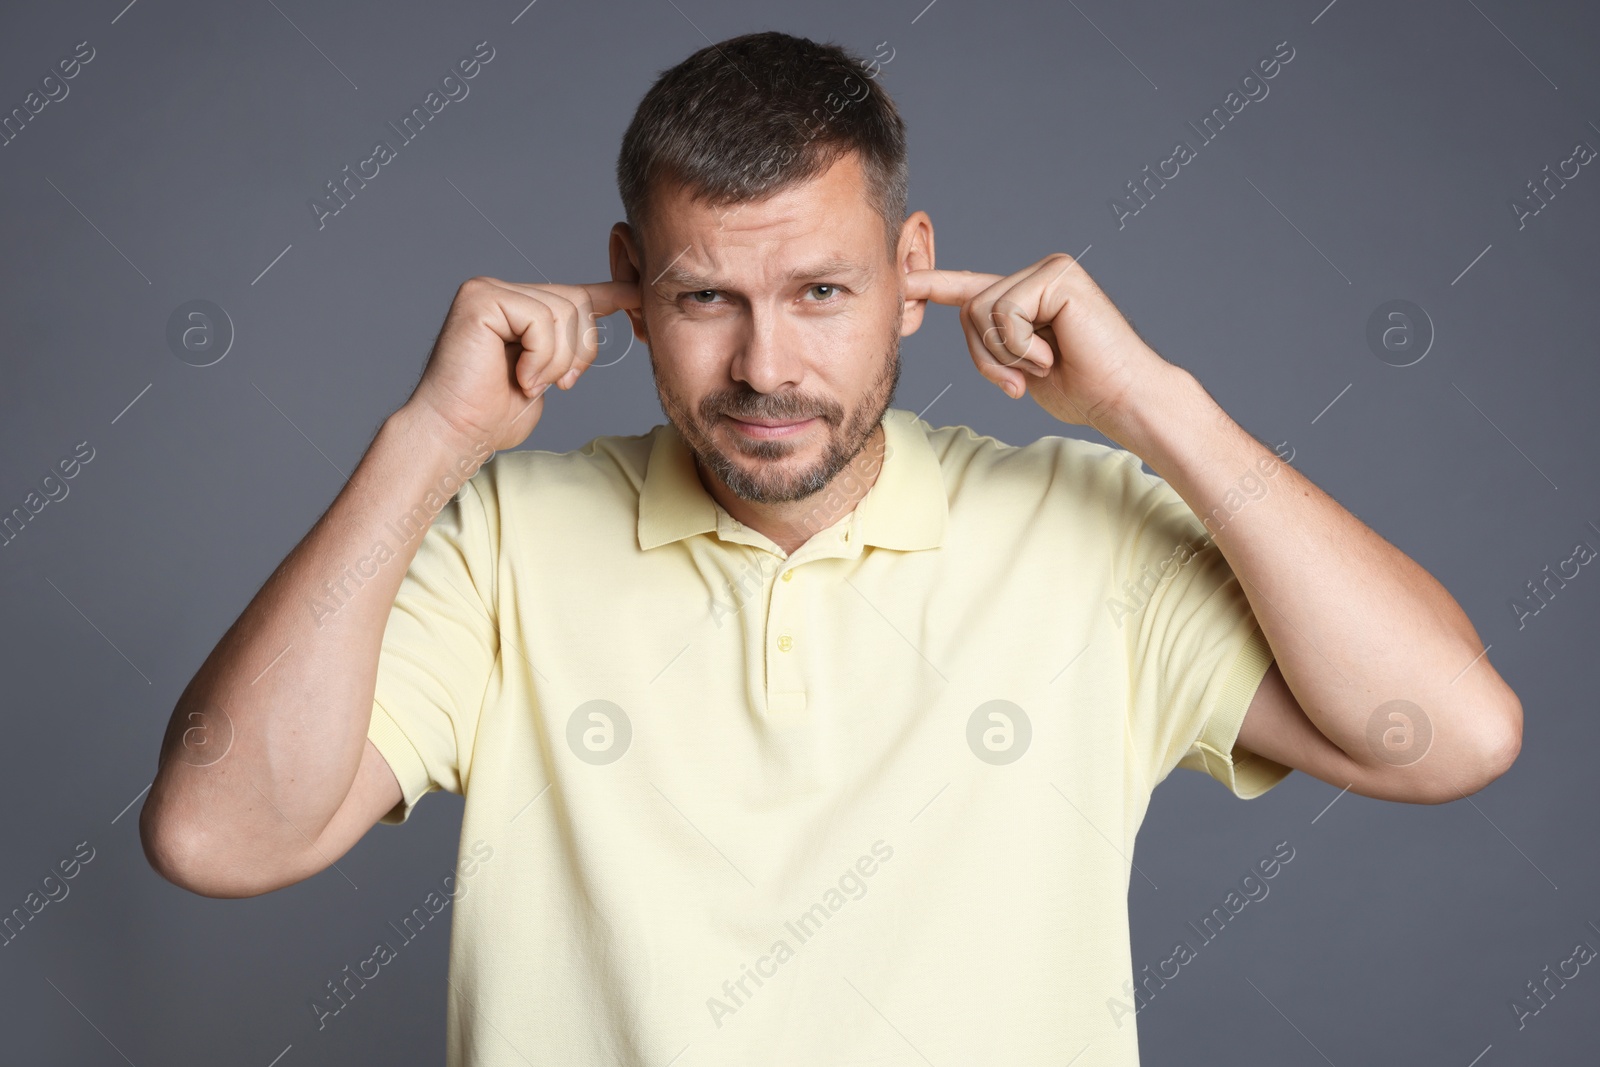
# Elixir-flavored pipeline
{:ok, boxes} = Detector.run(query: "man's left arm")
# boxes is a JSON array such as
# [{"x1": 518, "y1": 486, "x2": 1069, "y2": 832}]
[
  {"x1": 1097, "y1": 360, "x2": 1522, "y2": 804},
  {"x1": 904, "y1": 254, "x2": 1523, "y2": 804}
]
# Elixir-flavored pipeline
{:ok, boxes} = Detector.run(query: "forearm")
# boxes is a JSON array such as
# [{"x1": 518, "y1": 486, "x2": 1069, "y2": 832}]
[
  {"x1": 144, "y1": 402, "x2": 486, "y2": 871},
  {"x1": 1100, "y1": 365, "x2": 1518, "y2": 773}
]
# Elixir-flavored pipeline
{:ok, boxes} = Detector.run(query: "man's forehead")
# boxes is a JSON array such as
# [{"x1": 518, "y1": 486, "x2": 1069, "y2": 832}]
[{"x1": 641, "y1": 153, "x2": 885, "y2": 290}]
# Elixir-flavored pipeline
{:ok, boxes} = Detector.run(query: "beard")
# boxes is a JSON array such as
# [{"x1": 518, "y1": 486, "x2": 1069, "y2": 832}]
[{"x1": 651, "y1": 316, "x2": 903, "y2": 506}]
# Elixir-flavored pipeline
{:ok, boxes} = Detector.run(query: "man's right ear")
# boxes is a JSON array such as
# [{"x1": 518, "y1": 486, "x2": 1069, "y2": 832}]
[{"x1": 609, "y1": 222, "x2": 650, "y2": 346}]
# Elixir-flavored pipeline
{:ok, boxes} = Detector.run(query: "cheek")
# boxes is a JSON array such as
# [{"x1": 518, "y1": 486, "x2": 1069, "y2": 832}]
[
  {"x1": 822, "y1": 321, "x2": 898, "y2": 402},
  {"x1": 801, "y1": 316, "x2": 875, "y2": 375},
  {"x1": 817, "y1": 295, "x2": 892, "y2": 342},
  {"x1": 655, "y1": 314, "x2": 735, "y2": 364},
  {"x1": 650, "y1": 319, "x2": 734, "y2": 393}
]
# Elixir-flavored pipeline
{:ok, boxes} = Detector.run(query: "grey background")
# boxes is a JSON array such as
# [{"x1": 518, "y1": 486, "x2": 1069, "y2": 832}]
[{"x1": 1, "y1": 0, "x2": 1595, "y2": 1063}]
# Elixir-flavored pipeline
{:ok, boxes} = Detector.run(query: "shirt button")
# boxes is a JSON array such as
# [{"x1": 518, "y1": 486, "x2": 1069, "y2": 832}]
[
  {"x1": 782, "y1": 569, "x2": 794, "y2": 582},
  {"x1": 777, "y1": 634, "x2": 794, "y2": 652}
]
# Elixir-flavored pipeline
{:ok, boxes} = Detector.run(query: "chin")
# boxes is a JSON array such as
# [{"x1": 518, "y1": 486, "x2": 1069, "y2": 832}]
[
  {"x1": 716, "y1": 448, "x2": 838, "y2": 505},
  {"x1": 728, "y1": 460, "x2": 818, "y2": 497}
]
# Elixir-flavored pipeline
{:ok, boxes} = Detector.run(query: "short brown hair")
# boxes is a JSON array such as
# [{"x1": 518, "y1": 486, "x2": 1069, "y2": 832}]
[{"x1": 616, "y1": 31, "x2": 908, "y2": 263}]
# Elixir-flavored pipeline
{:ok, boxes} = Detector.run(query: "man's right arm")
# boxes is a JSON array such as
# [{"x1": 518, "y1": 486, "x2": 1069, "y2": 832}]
[{"x1": 140, "y1": 276, "x2": 640, "y2": 898}]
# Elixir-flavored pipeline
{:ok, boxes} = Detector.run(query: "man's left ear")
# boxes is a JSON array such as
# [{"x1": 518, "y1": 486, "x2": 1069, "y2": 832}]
[{"x1": 896, "y1": 211, "x2": 935, "y2": 337}]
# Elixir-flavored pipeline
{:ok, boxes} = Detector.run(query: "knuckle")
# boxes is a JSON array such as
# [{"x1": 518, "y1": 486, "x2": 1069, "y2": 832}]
[{"x1": 457, "y1": 276, "x2": 498, "y2": 308}]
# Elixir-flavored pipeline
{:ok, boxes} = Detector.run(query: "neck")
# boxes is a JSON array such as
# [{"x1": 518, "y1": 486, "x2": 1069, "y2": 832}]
[{"x1": 699, "y1": 423, "x2": 887, "y2": 556}]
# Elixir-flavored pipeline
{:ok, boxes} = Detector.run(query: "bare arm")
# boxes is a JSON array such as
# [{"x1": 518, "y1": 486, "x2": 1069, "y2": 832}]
[
  {"x1": 141, "y1": 403, "x2": 489, "y2": 896},
  {"x1": 905, "y1": 254, "x2": 1521, "y2": 803},
  {"x1": 141, "y1": 276, "x2": 640, "y2": 897},
  {"x1": 1101, "y1": 367, "x2": 1522, "y2": 803}
]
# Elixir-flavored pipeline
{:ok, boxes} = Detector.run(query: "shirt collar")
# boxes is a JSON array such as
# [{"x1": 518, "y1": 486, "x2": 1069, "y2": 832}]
[{"x1": 637, "y1": 407, "x2": 947, "y2": 554}]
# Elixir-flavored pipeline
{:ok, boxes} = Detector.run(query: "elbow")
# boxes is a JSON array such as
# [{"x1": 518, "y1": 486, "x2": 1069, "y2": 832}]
[
  {"x1": 1374, "y1": 694, "x2": 1521, "y2": 806},
  {"x1": 1423, "y1": 696, "x2": 1522, "y2": 804},
  {"x1": 139, "y1": 805, "x2": 199, "y2": 893},
  {"x1": 139, "y1": 799, "x2": 273, "y2": 900},
  {"x1": 1475, "y1": 693, "x2": 1523, "y2": 787},
  {"x1": 139, "y1": 805, "x2": 215, "y2": 897}
]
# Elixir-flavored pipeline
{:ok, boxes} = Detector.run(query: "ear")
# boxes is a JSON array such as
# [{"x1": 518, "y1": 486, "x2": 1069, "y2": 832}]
[
  {"x1": 896, "y1": 211, "x2": 935, "y2": 338},
  {"x1": 610, "y1": 222, "x2": 651, "y2": 346}
]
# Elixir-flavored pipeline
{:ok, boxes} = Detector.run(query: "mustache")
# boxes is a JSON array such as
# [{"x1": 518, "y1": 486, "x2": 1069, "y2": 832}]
[{"x1": 704, "y1": 392, "x2": 838, "y2": 422}]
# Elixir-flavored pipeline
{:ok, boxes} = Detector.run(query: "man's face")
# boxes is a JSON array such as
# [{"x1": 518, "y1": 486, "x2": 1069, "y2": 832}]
[{"x1": 619, "y1": 151, "x2": 909, "y2": 506}]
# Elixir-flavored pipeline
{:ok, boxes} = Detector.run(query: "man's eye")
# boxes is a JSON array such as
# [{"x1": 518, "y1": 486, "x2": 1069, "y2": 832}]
[
  {"x1": 688, "y1": 290, "x2": 720, "y2": 304},
  {"x1": 807, "y1": 284, "x2": 840, "y2": 301}
]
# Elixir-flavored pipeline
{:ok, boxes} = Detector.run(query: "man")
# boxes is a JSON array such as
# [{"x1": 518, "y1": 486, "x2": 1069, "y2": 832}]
[{"x1": 141, "y1": 30, "x2": 1521, "y2": 1066}]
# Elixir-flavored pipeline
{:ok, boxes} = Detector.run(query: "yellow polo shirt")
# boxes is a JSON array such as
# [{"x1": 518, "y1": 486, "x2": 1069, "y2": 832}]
[{"x1": 364, "y1": 405, "x2": 1291, "y2": 1066}]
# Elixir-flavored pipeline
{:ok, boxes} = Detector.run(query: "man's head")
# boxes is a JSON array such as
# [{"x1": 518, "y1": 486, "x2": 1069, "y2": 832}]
[{"x1": 611, "y1": 31, "x2": 934, "y2": 506}]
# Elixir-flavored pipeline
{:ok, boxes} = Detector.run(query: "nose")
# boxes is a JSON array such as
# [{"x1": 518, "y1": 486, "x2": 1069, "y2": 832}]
[{"x1": 729, "y1": 301, "x2": 807, "y2": 402}]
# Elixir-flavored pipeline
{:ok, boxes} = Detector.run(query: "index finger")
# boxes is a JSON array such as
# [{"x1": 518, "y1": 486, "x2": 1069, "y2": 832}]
[
  {"x1": 576, "y1": 280, "x2": 643, "y2": 317},
  {"x1": 903, "y1": 268, "x2": 1003, "y2": 306},
  {"x1": 566, "y1": 281, "x2": 642, "y2": 387}
]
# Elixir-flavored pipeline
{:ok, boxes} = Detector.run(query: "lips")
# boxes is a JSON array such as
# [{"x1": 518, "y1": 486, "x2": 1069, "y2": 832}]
[{"x1": 724, "y1": 414, "x2": 818, "y2": 439}]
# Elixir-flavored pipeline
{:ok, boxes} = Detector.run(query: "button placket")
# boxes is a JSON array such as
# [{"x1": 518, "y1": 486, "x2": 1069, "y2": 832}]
[{"x1": 764, "y1": 554, "x2": 806, "y2": 717}]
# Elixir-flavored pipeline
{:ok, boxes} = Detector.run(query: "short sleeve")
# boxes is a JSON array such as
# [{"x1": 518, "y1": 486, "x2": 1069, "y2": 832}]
[
  {"x1": 1112, "y1": 456, "x2": 1292, "y2": 799},
  {"x1": 367, "y1": 476, "x2": 499, "y2": 824}
]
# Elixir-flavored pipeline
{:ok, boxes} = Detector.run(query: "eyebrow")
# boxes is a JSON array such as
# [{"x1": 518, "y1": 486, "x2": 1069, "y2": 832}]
[{"x1": 653, "y1": 256, "x2": 873, "y2": 292}]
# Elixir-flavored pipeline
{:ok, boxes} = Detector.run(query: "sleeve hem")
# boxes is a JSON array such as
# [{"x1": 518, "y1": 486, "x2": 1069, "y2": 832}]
[
  {"x1": 367, "y1": 698, "x2": 436, "y2": 824},
  {"x1": 1190, "y1": 623, "x2": 1294, "y2": 799}
]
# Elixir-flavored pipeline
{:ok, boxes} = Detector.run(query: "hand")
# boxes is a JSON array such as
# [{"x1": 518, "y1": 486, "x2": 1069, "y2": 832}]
[
  {"x1": 404, "y1": 276, "x2": 641, "y2": 453},
  {"x1": 903, "y1": 254, "x2": 1172, "y2": 430}
]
